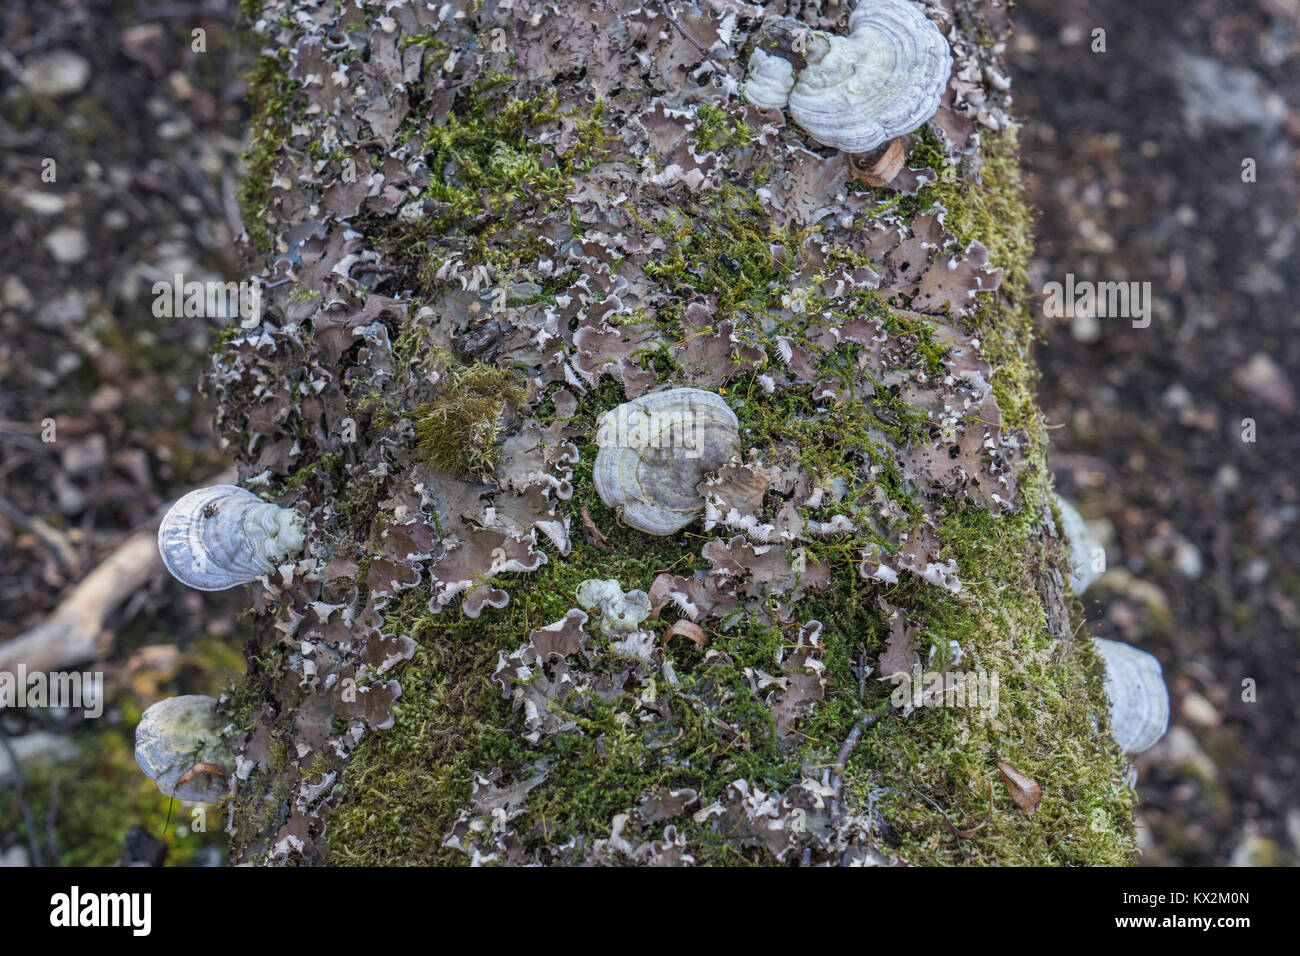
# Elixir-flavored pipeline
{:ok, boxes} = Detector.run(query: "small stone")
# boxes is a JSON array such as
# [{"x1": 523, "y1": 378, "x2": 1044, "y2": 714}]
[
  {"x1": 120, "y1": 24, "x2": 167, "y2": 74},
  {"x1": 1070, "y1": 311, "x2": 1100, "y2": 342},
  {"x1": 1173, "y1": 540, "x2": 1203, "y2": 579},
  {"x1": 44, "y1": 227, "x2": 88, "y2": 264},
  {"x1": 1233, "y1": 352, "x2": 1293, "y2": 412},
  {"x1": 1179, "y1": 691, "x2": 1220, "y2": 729},
  {"x1": 61, "y1": 434, "x2": 108, "y2": 476},
  {"x1": 0, "y1": 845, "x2": 31, "y2": 867},
  {"x1": 103, "y1": 209, "x2": 129, "y2": 231},
  {"x1": 21, "y1": 191, "x2": 66, "y2": 216},
  {"x1": 34, "y1": 291, "x2": 86, "y2": 329},
  {"x1": 3, "y1": 276, "x2": 33, "y2": 310},
  {"x1": 22, "y1": 50, "x2": 91, "y2": 97},
  {"x1": 1058, "y1": 23, "x2": 1086, "y2": 46}
]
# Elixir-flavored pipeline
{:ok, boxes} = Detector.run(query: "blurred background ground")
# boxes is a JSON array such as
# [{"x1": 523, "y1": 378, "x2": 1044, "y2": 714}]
[
  {"x1": 1014, "y1": 0, "x2": 1299, "y2": 866},
  {"x1": 0, "y1": 0, "x2": 248, "y2": 865},
  {"x1": 0, "y1": 0, "x2": 1295, "y2": 865}
]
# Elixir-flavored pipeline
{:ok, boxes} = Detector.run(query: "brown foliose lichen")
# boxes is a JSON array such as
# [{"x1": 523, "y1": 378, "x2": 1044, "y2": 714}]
[{"x1": 214, "y1": 0, "x2": 1135, "y2": 866}]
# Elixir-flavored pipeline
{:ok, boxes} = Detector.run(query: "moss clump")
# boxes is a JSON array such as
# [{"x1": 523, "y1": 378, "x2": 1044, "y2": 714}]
[
  {"x1": 237, "y1": 52, "x2": 299, "y2": 255},
  {"x1": 693, "y1": 102, "x2": 754, "y2": 153},
  {"x1": 412, "y1": 364, "x2": 526, "y2": 475}
]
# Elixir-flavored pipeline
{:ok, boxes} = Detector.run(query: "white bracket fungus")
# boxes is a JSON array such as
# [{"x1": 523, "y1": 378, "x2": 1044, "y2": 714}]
[
  {"x1": 158, "y1": 484, "x2": 306, "y2": 591},
  {"x1": 134, "y1": 694, "x2": 235, "y2": 803},
  {"x1": 593, "y1": 388, "x2": 741, "y2": 536},
  {"x1": 1054, "y1": 493, "x2": 1105, "y2": 594},
  {"x1": 745, "y1": 0, "x2": 952, "y2": 154},
  {"x1": 1092, "y1": 637, "x2": 1170, "y2": 755}
]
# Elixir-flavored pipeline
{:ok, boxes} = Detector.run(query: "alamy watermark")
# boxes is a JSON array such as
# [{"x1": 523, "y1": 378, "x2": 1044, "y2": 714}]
[
  {"x1": 0, "y1": 665, "x2": 103, "y2": 718},
  {"x1": 889, "y1": 664, "x2": 1000, "y2": 720},
  {"x1": 596, "y1": 406, "x2": 710, "y2": 459},
  {"x1": 1042, "y1": 273, "x2": 1151, "y2": 328},
  {"x1": 50, "y1": 886, "x2": 150, "y2": 936},
  {"x1": 152, "y1": 273, "x2": 263, "y2": 328}
]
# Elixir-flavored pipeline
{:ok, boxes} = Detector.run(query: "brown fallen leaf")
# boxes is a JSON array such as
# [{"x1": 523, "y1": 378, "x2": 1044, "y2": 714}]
[
  {"x1": 663, "y1": 619, "x2": 708, "y2": 648},
  {"x1": 850, "y1": 138, "x2": 906, "y2": 187},
  {"x1": 996, "y1": 760, "x2": 1042, "y2": 816},
  {"x1": 877, "y1": 597, "x2": 920, "y2": 679},
  {"x1": 580, "y1": 504, "x2": 610, "y2": 552}
]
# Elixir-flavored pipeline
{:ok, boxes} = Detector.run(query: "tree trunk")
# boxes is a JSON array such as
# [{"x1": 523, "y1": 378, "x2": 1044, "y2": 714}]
[{"x1": 219, "y1": 0, "x2": 1135, "y2": 865}]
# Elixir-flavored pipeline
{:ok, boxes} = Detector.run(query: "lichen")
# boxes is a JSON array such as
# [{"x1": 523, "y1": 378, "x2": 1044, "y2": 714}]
[{"x1": 222, "y1": 0, "x2": 1135, "y2": 867}]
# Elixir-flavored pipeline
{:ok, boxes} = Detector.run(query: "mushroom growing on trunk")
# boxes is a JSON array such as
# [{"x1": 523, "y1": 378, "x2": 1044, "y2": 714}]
[
  {"x1": 157, "y1": 484, "x2": 306, "y2": 591},
  {"x1": 1092, "y1": 638, "x2": 1170, "y2": 754},
  {"x1": 593, "y1": 388, "x2": 741, "y2": 536},
  {"x1": 134, "y1": 694, "x2": 235, "y2": 803},
  {"x1": 744, "y1": 0, "x2": 952, "y2": 167}
]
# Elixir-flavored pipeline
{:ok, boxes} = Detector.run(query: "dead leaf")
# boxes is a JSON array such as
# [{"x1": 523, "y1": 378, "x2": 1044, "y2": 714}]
[
  {"x1": 877, "y1": 598, "x2": 920, "y2": 678},
  {"x1": 996, "y1": 760, "x2": 1042, "y2": 816},
  {"x1": 850, "y1": 138, "x2": 905, "y2": 187},
  {"x1": 663, "y1": 619, "x2": 708, "y2": 648}
]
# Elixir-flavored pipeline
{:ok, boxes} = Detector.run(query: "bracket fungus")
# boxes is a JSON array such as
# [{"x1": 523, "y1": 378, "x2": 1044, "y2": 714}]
[
  {"x1": 1092, "y1": 638, "x2": 1170, "y2": 755},
  {"x1": 593, "y1": 388, "x2": 741, "y2": 536},
  {"x1": 745, "y1": 0, "x2": 952, "y2": 155},
  {"x1": 1054, "y1": 493, "x2": 1105, "y2": 594},
  {"x1": 158, "y1": 484, "x2": 306, "y2": 591},
  {"x1": 134, "y1": 694, "x2": 235, "y2": 803}
]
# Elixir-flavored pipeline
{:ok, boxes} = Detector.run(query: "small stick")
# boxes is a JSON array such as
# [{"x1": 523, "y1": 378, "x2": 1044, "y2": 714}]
[
  {"x1": 0, "y1": 729, "x2": 45, "y2": 867},
  {"x1": 657, "y1": 1, "x2": 726, "y2": 76},
  {"x1": 829, "y1": 709, "x2": 887, "y2": 824}
]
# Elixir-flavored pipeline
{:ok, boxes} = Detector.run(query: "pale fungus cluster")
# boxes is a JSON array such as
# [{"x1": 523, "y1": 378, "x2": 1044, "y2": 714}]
[{"x1": 745, "y1": 0, "x2": 953, "y2": 154}]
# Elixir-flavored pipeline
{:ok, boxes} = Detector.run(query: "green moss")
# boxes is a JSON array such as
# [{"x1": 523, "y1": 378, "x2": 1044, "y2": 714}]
[
  {"x1": 693, "y1": 103, "x2": 754, "y2": 153},
  {"x1": 381, "y1": 87, "x2": 615, "y2": 299},
  {"x1": 411, "y1": 363, "x2": 527, "y2": 475},
  {"x1": 315, "y1": 111, "x2": 1134, "y2": 865},
  {"x1": 237, "y1": 52, "x2": 300, "y2": 255}
]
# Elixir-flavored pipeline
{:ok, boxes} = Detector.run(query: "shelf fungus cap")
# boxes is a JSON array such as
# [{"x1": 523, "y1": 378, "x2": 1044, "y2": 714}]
[
  {"x1": 745, "y1": 48, "x2": 797, "y2": 110},
  {"x1": 747, "y1": 0, "x2": 952, "y2": 154},
  {"x1": 1092, "y1": 638, "x2": 1170, "y2": 754},
  {"x1": 1054, "y1": 493, "x2": 1104, "y2": 594},
  {"x1": 593, "y1": 388, "x2": 741, "y2": 536},
  {"x1": 134, "y1": 694, "x2": 234, "y2": 803},
  {"x1": 158, "y1": 484, "x2": 306, "y2": 591}
]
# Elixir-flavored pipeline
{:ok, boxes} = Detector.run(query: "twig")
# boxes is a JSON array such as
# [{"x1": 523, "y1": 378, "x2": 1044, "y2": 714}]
[
  {"x1": 656, "y1": 1, "x2": 726, "y2": 77},
  {"x1": 909, "y1": 781, "x2": 994, "y2": 841},
  {"x1": 0, "y1": 495, "x2": 79, "y2": 572},
  {"x1": 0, "y1": 728, "x2": 45, "y2": 867},
  {"x1": 829, "y1": 709, "x2": 887, "y2": 824},
  {"x1": 45, "y1": 774, "x2": 61, "y2": 863}
]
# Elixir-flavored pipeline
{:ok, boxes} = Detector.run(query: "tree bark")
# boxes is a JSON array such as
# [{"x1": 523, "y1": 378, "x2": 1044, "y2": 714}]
[{"x1": 218, "y1": 0, "x2": 1135, "y2": 866}]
